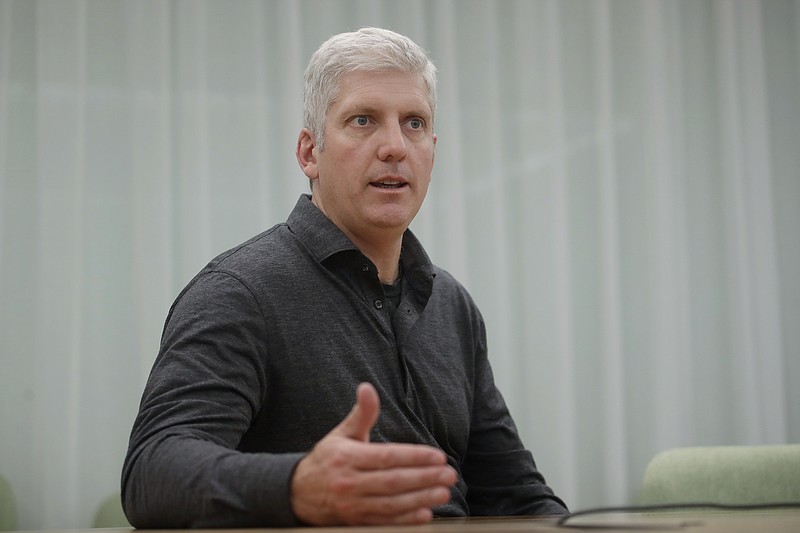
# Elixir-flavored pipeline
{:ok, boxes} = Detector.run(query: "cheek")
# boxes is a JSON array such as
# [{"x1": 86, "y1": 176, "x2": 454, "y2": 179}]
[
  {"x1": 328, "y1": 145, "x2": 368, "y2": 172},
  {"x1": 417, "y1": 148, "x2": 436, "y2": 176}
]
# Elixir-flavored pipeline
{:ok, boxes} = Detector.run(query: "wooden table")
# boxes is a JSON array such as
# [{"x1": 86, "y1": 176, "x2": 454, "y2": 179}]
[{"x1": 11, "y1": 511, "x2": 800, "y2": 532}]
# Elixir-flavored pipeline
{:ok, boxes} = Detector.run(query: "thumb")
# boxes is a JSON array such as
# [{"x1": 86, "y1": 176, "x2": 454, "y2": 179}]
[{"x1": 332, "y1": 382, "x2": 380, "y2": 442}]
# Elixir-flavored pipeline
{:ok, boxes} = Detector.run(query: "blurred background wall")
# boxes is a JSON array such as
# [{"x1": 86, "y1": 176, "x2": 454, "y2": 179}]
[{"x1": 1, "y1": 0, "x2": 798, "y2": 528}]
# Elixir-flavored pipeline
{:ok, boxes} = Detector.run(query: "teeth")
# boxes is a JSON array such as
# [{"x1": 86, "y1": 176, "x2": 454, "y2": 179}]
[{"x1": 373, "y1": 180, "x2": 404, "y2": 188}]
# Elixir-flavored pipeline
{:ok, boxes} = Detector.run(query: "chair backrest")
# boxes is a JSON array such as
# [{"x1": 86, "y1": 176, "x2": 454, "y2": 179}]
[
  {"x1": 93, "y1": 492, "x2": 130, "y2": 528},
  {"x1": 0, "y1": 475, "x2": 17, "y2": 531},
  {"x1": 640, "y1": 444, "x2": 800, "y2": 506}
]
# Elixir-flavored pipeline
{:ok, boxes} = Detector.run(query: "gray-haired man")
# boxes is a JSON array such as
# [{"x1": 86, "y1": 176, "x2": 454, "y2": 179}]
[{"x1": 122, "y1": 27, "x2": 567, "y2": 528}]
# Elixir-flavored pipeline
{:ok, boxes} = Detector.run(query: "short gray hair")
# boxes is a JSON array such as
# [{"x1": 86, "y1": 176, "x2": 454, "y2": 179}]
[{"x1": 303, "y1": 27, "x2": 437, "y2": 150}]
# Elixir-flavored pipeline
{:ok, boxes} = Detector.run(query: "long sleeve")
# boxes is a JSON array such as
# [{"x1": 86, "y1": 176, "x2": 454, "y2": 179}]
[{"x1": 121, "y1": 271, "x2": 303, "y2": 528}]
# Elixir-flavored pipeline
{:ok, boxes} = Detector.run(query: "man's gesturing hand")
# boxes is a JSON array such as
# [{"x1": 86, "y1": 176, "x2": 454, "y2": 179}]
[{"x1": 290, "y1": 382, "x2": 457, "y2": 526}]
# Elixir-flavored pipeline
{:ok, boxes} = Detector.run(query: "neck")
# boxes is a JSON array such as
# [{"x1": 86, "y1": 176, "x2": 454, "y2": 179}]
[
  {"x1": 353, "y1": 233, "x2": 403, "y2": 284},
  {"x1": 309, "y1": 194, "x2": 404, "y2": 283}
]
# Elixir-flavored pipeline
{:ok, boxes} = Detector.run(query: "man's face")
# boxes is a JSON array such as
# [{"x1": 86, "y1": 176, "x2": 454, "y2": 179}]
[{"x1": 297, "y1": 70, "x2": 436, "y2": 245}]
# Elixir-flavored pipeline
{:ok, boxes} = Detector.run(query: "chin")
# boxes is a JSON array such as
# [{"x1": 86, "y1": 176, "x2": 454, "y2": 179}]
[{"x1": 368, "y1": 205, "x2": 417, "y2": 229}]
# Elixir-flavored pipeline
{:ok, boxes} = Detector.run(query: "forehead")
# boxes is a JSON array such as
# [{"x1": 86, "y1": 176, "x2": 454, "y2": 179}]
[{"x1": 330, "y1": 70, "x2": 432, "y2": 117}]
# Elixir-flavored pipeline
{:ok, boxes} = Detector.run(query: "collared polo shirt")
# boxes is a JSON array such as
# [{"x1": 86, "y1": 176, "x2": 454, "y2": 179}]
[{"x1": 122, "y1": 195, "x2": 566, "y2": 528}]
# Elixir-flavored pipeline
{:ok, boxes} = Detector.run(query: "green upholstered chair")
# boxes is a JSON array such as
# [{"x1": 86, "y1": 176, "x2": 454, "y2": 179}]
[
  {"x1": 640, "y1": 444, "x2": 800, "y2": 507},
  {"x1": 0, "y1": 475, "x2": 17, "y2": 531},
  {"x1": 93, "y1": 492, "x2": 130, "y2": 528}
]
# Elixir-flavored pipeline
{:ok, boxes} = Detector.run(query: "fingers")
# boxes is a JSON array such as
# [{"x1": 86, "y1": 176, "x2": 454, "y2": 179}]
[
  {"x1": 332, "y1": 463, "x2": 456, "y2": 497},
  {"x1": 292, "y1": 450, "x2": 454, "y2": 526},
  {"x1": 332, "y1": 382, "x2": 381, "y2": 442},
  {"x1": 361, "y1": 507, "x2": 435, "y2": 526},
  {"x1": 333, "y1": 485, "x2": 453, "y2": 526},
  {"x1": 290, "y1": 382, "x2": 457, "y2": 526},
  {"x1": 325, "y1": 454, "x2": 456, "y2": 525},
  {"x1": 345, "y1": 439, "x2": 447, "y2": 469}
]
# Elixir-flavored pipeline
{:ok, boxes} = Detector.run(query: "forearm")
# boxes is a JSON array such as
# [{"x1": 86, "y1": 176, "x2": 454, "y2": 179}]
[
  {"x1": 122, "y1": 434, "x2": 305, "y2": 527},
  {"x1": 121, "y1": 271, "x2": 294, "y2": 526}
]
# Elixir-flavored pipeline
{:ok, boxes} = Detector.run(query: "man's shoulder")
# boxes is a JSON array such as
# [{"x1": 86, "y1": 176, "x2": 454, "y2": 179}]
[
  {"x1": 166, "y1": 222, "x2": 308, "y2": 313},
  {"x1": 207, "y1": 223, "x2": 294, "y2": 273},
  {"x1": 429, "y1": 265, "x2": 479, "y2": 309},
  {"x1": 177, "y1": 222, "x2": 305, "y2": 295},
  {"x1": 430, "y1": 264, "x2": 464, "y2": 290}
]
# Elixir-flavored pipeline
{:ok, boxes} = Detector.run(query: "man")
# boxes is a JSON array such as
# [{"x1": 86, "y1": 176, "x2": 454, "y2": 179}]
[{"x1": 121, "y1": 27, "x2": 567, "y2": 528}]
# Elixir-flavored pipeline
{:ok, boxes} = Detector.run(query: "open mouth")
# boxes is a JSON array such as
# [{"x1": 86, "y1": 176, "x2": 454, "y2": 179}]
[{"x1": 370, "y1": 180, "x2": 407, "y2": 189}]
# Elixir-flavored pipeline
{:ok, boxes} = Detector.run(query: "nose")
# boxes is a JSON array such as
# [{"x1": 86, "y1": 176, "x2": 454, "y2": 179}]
[{"x1": 376, "y1": 122, "x2": 408, "y2": 162}]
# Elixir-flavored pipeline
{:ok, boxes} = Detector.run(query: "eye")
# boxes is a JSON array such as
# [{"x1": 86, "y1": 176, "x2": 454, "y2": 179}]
[
  {"x1": 408, "y1": 118, "x2": 424, "y2": 130},
  {"x1": 351, "y1": 116, "x2": 370, "y2": 126}
]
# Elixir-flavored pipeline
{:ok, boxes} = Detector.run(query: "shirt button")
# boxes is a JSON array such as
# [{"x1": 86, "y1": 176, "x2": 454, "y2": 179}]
[
  {"x1": 362, "y1": 265, "x2": 370, "y2": 272},
  {"x1": 374, "y1": 299, "x2": 383, "y2": 309}
]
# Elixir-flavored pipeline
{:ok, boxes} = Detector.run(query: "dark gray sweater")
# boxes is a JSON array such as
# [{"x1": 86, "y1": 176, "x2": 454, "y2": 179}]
[{"x1": 121, "y1": 195, "x2": 566, "y2": 527}]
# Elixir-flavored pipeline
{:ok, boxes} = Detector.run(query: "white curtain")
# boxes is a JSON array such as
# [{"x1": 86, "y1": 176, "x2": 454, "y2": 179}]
[{"x1": 1, "y1": 0, "x2": 798, "y2": 528}]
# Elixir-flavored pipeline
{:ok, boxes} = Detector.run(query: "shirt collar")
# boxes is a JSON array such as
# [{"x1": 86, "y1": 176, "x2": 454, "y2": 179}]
[
  {"x1": 286, "y1": 194, "x2": 436, "y2": 293},
  {"x1": 286, "y1": 194, "x2": 357, "y2": 262}
]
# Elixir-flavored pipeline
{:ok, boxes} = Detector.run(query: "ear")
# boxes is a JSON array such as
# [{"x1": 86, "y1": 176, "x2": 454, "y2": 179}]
[{"x1": 296, "y1": 128, "x2": 319, "y2": 181}]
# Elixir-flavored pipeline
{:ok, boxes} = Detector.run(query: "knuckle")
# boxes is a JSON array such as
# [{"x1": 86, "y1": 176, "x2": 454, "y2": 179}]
[
  {"x1": 329, "y1": 454, "x2": 346, "y2": 469},
  {"x1": 375, "y1": 447, "x2": 394, "y2": 468},
  {"x1": 333, "y1": 500, "x2": 362, "y2": 525},
  {"x1": 328, "y1": 446, "x2": 352, "y2": 469},
  {"x1": 329, "y1": 475, "x2": 357, "y2": 495},
  {"x1": 381, "y1": 473, "x2": 402, "y2": 492}
]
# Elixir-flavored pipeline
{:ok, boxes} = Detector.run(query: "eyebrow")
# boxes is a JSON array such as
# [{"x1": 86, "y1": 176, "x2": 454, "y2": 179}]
[{"x1": 338, "y1": 104, "x2": 432, "y2": 121}]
